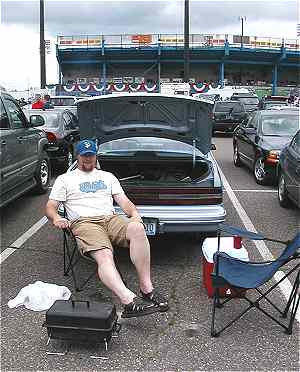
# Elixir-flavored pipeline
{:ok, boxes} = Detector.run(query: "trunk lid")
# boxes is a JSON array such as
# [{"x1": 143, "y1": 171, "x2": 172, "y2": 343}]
[{"x1": 77, "y1": 93, "x2": 213, "y2": 155}]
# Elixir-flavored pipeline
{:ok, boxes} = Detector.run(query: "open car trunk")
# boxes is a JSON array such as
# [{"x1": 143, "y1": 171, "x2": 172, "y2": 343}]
[
  {"x1": 98, "y1": 154, "x2": 221, "y2": 206},
  {"x1": 99, "y1": 155, "x2": 210, "y2": 184}
]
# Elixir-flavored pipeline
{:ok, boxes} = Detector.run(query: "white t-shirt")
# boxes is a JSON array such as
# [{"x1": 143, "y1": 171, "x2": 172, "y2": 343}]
[{"x1": 49, "y1": 168, "x2": 124, "y2": 220}]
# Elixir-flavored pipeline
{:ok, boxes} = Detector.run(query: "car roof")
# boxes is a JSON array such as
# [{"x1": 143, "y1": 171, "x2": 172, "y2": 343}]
[
  {"x1": 50, "y1": 95, "x2": 77, "y2": 98},
  {"x1": 260, "y1": 109, "x2": 298, "y2": 115},
  {"x1": 215, "y1": 100, "x2": 240, "y2": 103},
  {"x1": 23, "y1": 108, "x2": 69, "y2": 115}
]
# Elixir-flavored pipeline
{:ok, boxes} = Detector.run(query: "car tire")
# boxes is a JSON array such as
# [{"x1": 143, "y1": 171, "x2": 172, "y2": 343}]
[
  {"x1": 278, "y1": 172, "x2": 292, "y2": 208},
  {"x1": 253, "y1": 156, "x2": 268, "y2": 185},
  {"x1": 34, "y1": 151, "x2": 51, "y2": 194},
  {"x1": 233, "y1": 144, "x2": 242, "y2": 167}
]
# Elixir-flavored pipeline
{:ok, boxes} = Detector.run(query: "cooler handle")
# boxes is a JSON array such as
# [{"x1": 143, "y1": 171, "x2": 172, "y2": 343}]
[{"x1": 71, "y1": 300, "x2": 90, "y2": 308}]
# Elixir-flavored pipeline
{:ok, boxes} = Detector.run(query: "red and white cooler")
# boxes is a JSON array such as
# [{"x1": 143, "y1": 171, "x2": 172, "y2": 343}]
[{"x1": 202, "y1": 236, "x2": 249, "y2": 298}]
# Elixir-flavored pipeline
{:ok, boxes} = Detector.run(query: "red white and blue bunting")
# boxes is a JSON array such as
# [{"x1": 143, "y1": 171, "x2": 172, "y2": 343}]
[{"x1": 61, "y1": 81, "x2": 221, "y2": 94}]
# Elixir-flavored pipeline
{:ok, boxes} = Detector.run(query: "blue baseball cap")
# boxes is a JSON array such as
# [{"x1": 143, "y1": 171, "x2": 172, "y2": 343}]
[{"x1": 77, "y1": 140, "x2": 97, "y2": 156}]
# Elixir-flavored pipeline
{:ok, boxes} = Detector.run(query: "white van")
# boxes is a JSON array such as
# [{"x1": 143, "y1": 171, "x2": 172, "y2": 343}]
[
  {"x1": 194, "y1": 86, "x2": 251, "y2": 101},
  {"x1": 160, "y1": 83, "x2": 191, "y2": 96}
]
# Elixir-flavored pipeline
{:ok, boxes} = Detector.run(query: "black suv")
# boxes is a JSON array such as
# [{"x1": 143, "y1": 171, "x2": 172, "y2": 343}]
[
  {"x1": 230, "y1": 93, "x2": 260, "y2": 112},
  {"x1": 212, "y1": 100, "x2": 248, "y2": 133},
  {"x1": 259, "y1": 95, "x2": 288, "y2": 110},
  {"x1": 0, "y1": 91, "x2": 51, "y2": 207}
]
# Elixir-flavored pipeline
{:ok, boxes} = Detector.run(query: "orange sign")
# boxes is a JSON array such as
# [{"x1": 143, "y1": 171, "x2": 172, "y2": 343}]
[{"x1": 131, "y1": 34, "x2": 152, "y2": 44}]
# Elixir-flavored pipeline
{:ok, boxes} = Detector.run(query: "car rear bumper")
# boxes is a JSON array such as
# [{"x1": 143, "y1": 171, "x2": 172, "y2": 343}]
[
  {"x1": 213, "y1": 122, "x2": 239, "y2": 132},
  {"x1": 115, "y1": 204, "x2": 226, "y2": 233}
]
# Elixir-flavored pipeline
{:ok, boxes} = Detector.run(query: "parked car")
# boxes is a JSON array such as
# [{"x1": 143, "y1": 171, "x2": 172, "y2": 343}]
[
  {"x1": 23, "y1": 108, "x2": 80, "y2": 171},
  {"x1": 277, "y1": 130, "x2": 300, "y2": 208},
  {"x1": 233, "y1": 109, "x2": 299, "y2": 185},
  {"x1": 212, "y1": 100, "x2": 248, "y2": 133},
  {"x1": 0, "y1": 90, "x2": 51, "y2": 207},
  {"x1": 259, "y1": 96, "x2": 288, "y2": 110},
  {"x1": 73, "y1": 93, "x2": 226, "y2": 234},
  {"x1": 49, "y1": 96, "x2": 79, "y2": 107},
  {"x1": 230, "y1": 93, "x2": 260, "y2": 112}
]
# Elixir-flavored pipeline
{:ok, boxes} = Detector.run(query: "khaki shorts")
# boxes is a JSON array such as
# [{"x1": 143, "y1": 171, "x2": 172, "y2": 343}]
[{"x1": 70, "y1": 215, "x2": 133, "y2": 256}]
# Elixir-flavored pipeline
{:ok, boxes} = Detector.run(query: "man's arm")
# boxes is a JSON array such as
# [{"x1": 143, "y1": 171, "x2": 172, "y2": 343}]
[
  {"x1": 113, "y1": 193, "x2": 142, "y2": 222},
  {"x1": 45, "y1": 199, "x2": 70, "y2": 229}
]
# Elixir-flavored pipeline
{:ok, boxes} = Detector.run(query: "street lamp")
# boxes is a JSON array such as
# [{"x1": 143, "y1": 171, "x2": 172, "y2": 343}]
[
  {"x1": 239, "y1": 16, "x2": 246, "y2": 49},
  {"x1": 40, "y1": 0, "x2": 46, "y2": 88},
  {"x1": 184, "y1": 0, "x2": 190, "y2": 83}
]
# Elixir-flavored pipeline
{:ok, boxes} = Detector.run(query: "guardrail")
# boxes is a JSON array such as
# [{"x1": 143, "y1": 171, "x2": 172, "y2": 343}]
[{"x1": 57, "y1": 34, "x2": 299, "y2": 50}]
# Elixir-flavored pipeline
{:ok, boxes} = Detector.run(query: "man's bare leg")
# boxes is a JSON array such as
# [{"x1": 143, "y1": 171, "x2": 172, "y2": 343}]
[
  {"x1": 126, "y1": 222, "x2": 153, "y2": 294},
  {"x1": 90, "y1": 248, "x2": 135, "y2": 305}
]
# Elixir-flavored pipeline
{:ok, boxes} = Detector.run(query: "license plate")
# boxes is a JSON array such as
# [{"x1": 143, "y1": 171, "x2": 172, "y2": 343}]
[{"x1": 142, "y1": 218, "x2": 158, "y2": 236}]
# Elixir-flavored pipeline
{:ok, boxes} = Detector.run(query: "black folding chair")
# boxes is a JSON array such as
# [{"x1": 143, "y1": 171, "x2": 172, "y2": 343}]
[
  {"x1": 63, "y1": 227, "x2": 126, "y2": 292},
  {"x1": 211, "y1": 225, "x2": 300, "y2": 337}
]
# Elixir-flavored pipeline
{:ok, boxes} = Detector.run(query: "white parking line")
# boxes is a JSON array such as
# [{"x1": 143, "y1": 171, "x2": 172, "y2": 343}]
[
  {"x1": 0, "y1": 216, "x2": 48, "y2": 264},
  {"x1": 218, "y1": 166, "x2": 299, "y2": 321},
  {"x1": 231, "y1": 189, "x2": 277, "y2": 193}
]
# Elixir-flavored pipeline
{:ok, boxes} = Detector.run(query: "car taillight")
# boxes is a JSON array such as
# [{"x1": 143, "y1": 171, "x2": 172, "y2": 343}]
[
  {"x1": 46, "y1": 131, "x2": 57, "y2": 143},
  {"x1": 124, "y1": 187, "x2": 223, "y2": 205},
  {"x1": 265, "y1": 150, "x2": 280, "y2": 164}
]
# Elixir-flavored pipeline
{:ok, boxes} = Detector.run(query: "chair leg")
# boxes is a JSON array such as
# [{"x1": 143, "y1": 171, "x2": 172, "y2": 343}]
[
  {"x1": 286, "y1": 271, "x2": 300, "y2": 334},
  {"x1": 282, "y1": 270, "x2": 300, "y2": 318},
  {"x1": 211, "y1": 290, "x2": 220, "y2": 337}
]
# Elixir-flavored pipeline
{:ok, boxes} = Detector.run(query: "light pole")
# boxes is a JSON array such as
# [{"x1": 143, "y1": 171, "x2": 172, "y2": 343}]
[
  {"x1": 184, "y1": 0, "x2": 190, "y2": 83},
  {"x1": 239, "y1": 16, "x2": 246, "y2": 49},
  {"x1": 40, "y1": 0, "x2": 46, "y2": 88}
]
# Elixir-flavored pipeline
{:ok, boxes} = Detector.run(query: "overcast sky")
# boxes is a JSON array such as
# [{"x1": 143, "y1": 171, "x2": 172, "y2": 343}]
[{"x1": 1, "y1": 0, "x2": 299, "y2": 91}]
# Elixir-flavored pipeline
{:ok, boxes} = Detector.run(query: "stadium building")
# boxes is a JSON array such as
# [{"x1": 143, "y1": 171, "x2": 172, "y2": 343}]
[{"x1": 55, "y1": 33, "x2": 300, "y2": 96}]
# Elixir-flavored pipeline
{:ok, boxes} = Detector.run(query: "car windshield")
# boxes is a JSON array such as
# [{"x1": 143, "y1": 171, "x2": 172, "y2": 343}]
[
  {"x1": 239, "y1": 97, "x2": 259, "y2": 105},
  {"x1": 215, "y1": 102, "x2": 237, "y2": 112},
  {"x1": 261, "y1": 115, "x2": 299, "y2": 136},
  {"x1": 98, "y1": 137, "x2": 204, "y2": 156},
  {"x1": 265, "y1": 102, "x2": 287, "y2": 109},
  {"x1": 50, "y1": 98, "x2": 75, "y2": 106}
]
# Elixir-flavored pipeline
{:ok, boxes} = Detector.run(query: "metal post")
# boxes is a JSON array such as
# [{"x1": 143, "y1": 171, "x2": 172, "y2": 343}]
[
  {"x1": 102, "y1": 39, "x2": 106, "y2": 95},
  {"x1": 102, "y1": 61, "x2": 106, "y2": 96},
  {"x1": 158, "y1": 40, "x2": 161, "y2": 92},
  {"x1": 184, "y1": 0, "x2": 190, "y2": 82},
  {"x1": 239, "y1": 16, "x2": 246, "y2": 49},
  {"x1": 58, "y1": 64, "x2": 62, "y2": 85},
  {"x1": 272, "y1": 65, "x2": 278, "y2": 95},
  {"x1": 40, "y1": 0, "x2": 46, "y2": 88},
  {"x1": 220, "y1": 62, "x2": 224, "y2": 88}
]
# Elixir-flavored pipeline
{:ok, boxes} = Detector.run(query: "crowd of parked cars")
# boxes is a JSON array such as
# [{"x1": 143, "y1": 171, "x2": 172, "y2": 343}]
[
  {"x1": 0, "y1": 88, "x2": 299, "y2": 216},
  {"x1": 210, "y1": 92, "x2": 299, "y2": 209}
]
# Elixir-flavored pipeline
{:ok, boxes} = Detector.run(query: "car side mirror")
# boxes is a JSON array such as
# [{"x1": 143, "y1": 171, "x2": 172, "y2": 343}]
[
  {"x1": 211, "y1": 143, "x2": 216, "y2": 150},
  {"x1": 30, "y1": 115, "x2": 45, "y2": 127}
]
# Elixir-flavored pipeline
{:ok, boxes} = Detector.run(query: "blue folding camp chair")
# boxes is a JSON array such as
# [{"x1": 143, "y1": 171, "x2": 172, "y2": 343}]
[{"x1": 211, "y1": 225, "x2": 300, "y2": 337}]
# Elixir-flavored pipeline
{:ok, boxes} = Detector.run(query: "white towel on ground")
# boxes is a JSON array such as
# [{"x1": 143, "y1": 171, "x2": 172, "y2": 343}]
[{"x1": 7, "y1": 281, "x2": 71, "y2": 311}]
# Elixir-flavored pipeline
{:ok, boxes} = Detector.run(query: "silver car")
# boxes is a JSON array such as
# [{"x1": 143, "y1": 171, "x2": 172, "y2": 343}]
[
  {"x1": 23, "y1": 108, "x2": 80, "y2": 172},
  {"x1": 74, "y1": 93, "x2": 226, "y2": 235}
]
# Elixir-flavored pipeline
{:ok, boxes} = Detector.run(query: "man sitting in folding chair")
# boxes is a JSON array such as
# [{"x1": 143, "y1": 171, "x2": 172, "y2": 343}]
[{"x1": 46, "y1": 139, "x2": 169, "y2": 319}]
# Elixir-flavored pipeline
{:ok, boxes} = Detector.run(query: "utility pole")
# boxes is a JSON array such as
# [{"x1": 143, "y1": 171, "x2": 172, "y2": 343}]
[
  {"x1": 239, "y1": 16, "x2": 246, "y2": 49},
  {"x1": 40, "y1": 0, "x2": 46, "y2": 88},
  {"x1": 184, "y1": 0, "x2": 190, "y2": 83}
]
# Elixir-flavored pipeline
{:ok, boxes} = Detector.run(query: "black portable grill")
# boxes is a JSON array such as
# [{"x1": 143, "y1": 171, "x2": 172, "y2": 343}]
[{"x1": 43, "y1": 300, "x2": 121, "y2": 351}]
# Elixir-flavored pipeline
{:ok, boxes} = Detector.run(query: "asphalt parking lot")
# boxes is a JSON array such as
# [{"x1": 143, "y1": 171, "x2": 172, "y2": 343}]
[{"x1": 1, "y1": 135, "x2": 299, "y2": 371}]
